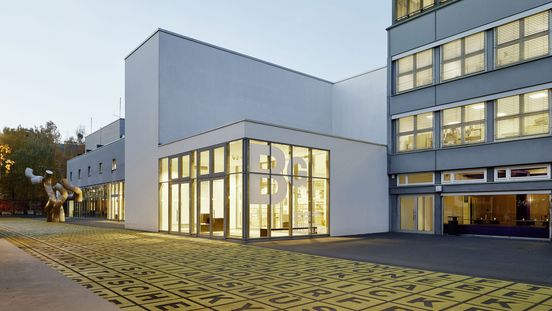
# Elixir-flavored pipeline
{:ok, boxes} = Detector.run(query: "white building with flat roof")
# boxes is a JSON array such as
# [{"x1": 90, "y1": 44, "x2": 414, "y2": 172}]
[{"x1": 124, "y1": 28, "x2": 388, "y2": 239}]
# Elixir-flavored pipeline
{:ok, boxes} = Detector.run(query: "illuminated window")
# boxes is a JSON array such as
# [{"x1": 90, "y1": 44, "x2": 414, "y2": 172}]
[
  {"x1": 170, "y1": 157, "x2": 179, "y2": 180},
  {"x1": 495, "y1": 90, "x2": 549, "y2": 140},
  {"x1": 441, "y1": 32, "x2": 485, "y2": 81},
  {"x1": 495, "y1": 164, "x2": 550, "y2": 181},
  {"x1": 442, "y1": 169, "x2": 487, "y2": 184},
  {"x1": 396, "y1": 49, "x2": 433, "y2": 93},
  {"x1": 396, "y1": 0, "x2": 435, "y2": 21},
  {"x1": 111, "y1": 159, "x2": 117, "y2": 172},
  {"x1": 496, "y1": 11, "x2": 549, "y2": 67},
  {"x1": 398, "y1": 172, "x2": 434, "y2": 186},
  {"x1": 397, "y1": 112, "x2": 434, "y2": 152},
  {"x1": 442, "y1": 103, "x2": 486, "y2": 146}
]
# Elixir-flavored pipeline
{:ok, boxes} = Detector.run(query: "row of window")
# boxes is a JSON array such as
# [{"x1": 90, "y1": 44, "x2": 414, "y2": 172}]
[
  {"x1": 397, "y1": 163, "x2": 551, "y2": 186},
  {"x1": 396, "y1": 11, "x2": 550, "y2": 93},
  {"x1": 69, "y1": 159, "x2": 117, "y2": 181},
  {"x1": 395, "y1": 0, "x2": 453, "y2": 21},
  {"x1": 396, "y1": 89, "x2": 550, "y2": 152}
]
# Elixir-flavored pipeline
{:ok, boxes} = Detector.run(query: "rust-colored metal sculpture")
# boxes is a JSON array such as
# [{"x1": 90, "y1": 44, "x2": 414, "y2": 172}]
[{"x1": 25, "y1": 168, "x2": 83, "y2": 222}]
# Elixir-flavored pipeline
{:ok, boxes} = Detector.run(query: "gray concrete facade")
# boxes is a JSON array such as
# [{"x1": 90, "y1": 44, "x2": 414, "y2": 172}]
[
  {"x1": 387, "y1": 0, "x2": 552, "y2": 236},
  {"x1": 67, "y1": 132, "x2": 125, "y2": 188}
]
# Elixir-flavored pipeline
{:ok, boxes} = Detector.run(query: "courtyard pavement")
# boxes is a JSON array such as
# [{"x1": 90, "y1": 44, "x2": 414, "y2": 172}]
[
  {"x1": 1, "y1": 218, "x2": 552, "y2": 311},
  {"x1": 255, "y1": 233, "x2": 552, "y2": 287}
]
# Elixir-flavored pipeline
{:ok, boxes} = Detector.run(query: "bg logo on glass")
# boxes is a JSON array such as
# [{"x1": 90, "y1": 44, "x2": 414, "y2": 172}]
[{"x1": 249, "y1": 144, "x2": 307, "y2": 204}]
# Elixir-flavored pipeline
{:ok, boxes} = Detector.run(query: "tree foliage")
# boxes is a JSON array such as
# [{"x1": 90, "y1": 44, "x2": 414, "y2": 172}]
[{"x1": 0, "y1": 121, "x2": 84, "y2": 201}]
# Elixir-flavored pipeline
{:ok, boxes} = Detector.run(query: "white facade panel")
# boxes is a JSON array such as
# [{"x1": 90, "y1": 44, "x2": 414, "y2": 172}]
[
  {"x1": 332, "y1": 68, "x2": 387, "y2": 145},
  {"x1": 124, "y1": 33, "x2": 160, "y2": 232},
  {"x1": 158, "y1": 31, "x2": 333, "y2": 145}
]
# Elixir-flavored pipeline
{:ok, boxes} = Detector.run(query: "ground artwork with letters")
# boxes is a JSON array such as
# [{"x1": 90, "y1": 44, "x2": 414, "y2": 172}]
[{"x1": 1, "y1": 218, "x2": 551, "y2": 311}]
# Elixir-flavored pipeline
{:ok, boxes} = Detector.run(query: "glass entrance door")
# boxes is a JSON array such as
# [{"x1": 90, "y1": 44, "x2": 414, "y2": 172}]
[
  {"x1": 198, "y1": 178, "x2": 226, "y2": 237},
  {"x1": 399, "y1": 195, "x2": 434, "y2": 233}
]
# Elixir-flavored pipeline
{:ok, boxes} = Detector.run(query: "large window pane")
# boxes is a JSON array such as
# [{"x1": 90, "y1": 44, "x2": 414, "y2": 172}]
[
  {"x1": 497, "y1": 21, "x2": 520, "y2": 45},
  {"x1": 181, "y1": 155, "x2": 190, "y2": 178},
  {"x1": 249, "y1": 174, "x2": 269, "y2": 238},
  {"x1": 400, "y1": 196, "x2": 416, "y2": 231},
  {"x1": 397, "y1": 0, "x2": 408, "y2": 20},
  {"x1": 170, "y1": 158, "x2": 179, "y2": 180},
  {"x1": 496, "y1": 118, "x2": 520, "y2": 139},
  {"x1": 271, "y1": 143, "x2": 290, "y2": 176},
  {"x1": 214, "y1": 147, "x2": 225, "y2": 174},
  {"x1": 523, "y1": 113, "x2": 549, "y2": 135},
  {"x1": 312, "y1": 149, "x2": 329, "y2": 178},
  {"x1": 180, "y1": 183, "x2": 190, "y2": 233},
  {"x1": 199, "y1": 150, "x2": 210, "y2": 175},
  {"x1": 292, "y1": 146, "x2": 310, "y2": 177},
  {"x1": 312, "y1": 179, "x2": 328, "y2": 235},
  {"x1": 249, "y1": 140, "x2": 269, "y2": 174},
  {"x1": 159, "y1": 158, "x2": 169, "y2": 182},
  {"x1": 159, "y1": 183, "x2": 169, "y2": 231},
  {"x1": 170, "y1": 184, "x2": 179, "y2": 232},
  {"x1": 418, "y1": 196, "x2": 434, "y2": 232},
  {"x1": 228, "y1": 174, "x2": 243, "y2": 238},
  {"x1": 199, "y1": 180, "x2": 210, "y2": 235},
  {"x1": 293, "y1": 177, "x2": 310, "y2": 236},
  {"x1": 399, "y1": 134, "x2": 414, "y2": 151},
  {"x1": 399, "y1": 116, "x2": 414, "y2": 133},
  {"x1": 416, "y1": 131, "x2": 433, "y2": 149},
  {"x1": 524, "y1": 91, "x2": 549, "y2": 113},
  {"x1": 212, "y1": 179, "x2": 224, "y2": 237},
  {"x1": 271, "y1": 176, "x2": 290, "y2": 237},
  {"x1": 229, "y1": 140, "x2": 243, "y2": 173},
  {"x1": 442, "y1": 103, "x2": 485, "y2": 146}
]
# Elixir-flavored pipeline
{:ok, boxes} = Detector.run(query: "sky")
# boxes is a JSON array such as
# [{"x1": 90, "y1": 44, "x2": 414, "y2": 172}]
[{"x1": 0, "y1": 0, "x2": 391, "y2": 140}]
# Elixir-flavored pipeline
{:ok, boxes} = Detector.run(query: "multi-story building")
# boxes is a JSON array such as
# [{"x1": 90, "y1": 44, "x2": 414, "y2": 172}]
[
  {"x1": 66, "y1": 119, "x2": 125, "y2": 221},
  {"x1": 388, "y1": 0, "x2": 552, "y2": 239}
]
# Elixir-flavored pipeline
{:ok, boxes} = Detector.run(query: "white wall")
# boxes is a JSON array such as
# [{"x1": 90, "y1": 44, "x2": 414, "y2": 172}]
[
  {"x1": 244, "y1": 121, "x2": 389, "y2": 236},
  {"x1": 158, "y1": 30, "x2": 333, "y2": 145},
  {"x1": 124, "y1": 33, "x2": 160, "y2": 232},
  {"x1": 332, "y1": 68, "x2": 387, "y2": 145}
]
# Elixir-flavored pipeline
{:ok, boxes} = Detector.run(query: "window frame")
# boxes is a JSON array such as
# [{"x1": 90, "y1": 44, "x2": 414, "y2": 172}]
[
  {"x1": 397, "y1": 172, "x2": 435, "y2": 186},
  {"x1": 441, "y1": 32, "x2": 486, "y2": 82},
  {"x1": 441, "y1": 103, "x2": 486, "y2": 147},
  {"x1": 441, "y1": 169, "x2": 487, "y2": 184},
  {"x1": 494, "y1": 11, "x2": 550, "y2": 69},
  {"x1": 395, "y1": 48, "x2": 434, "y2": 93},
  {"x1": 494, "y1": 164, "x2": 551, "y2": 182},
  {"x1": 396, "y1": 112, "x2": 434, "y2": 152},
  {"x1": 494, "y1": 90, "x2": 551, "y2": 141}
]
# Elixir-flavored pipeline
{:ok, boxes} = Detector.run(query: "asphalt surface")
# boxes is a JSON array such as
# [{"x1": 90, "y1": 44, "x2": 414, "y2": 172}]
[{"x1": 255, "y1": 233, "x2": 552, "y2": 286}]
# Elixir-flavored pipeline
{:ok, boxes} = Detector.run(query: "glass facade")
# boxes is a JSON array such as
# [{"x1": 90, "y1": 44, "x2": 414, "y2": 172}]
[
  {"x1": 158, "y1": 139, "x2": 329, "y2": 239},
  {"x1": 443, "y1": 194, "x2": 551, "y2": 238},
  {"x1": 71, "y1": 181, "x2": 125, "y2": 221}
]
